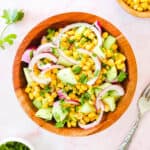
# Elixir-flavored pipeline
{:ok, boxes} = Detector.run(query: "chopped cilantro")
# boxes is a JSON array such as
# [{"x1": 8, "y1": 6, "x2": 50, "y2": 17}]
[
  {"x1": 72, "y1": 66, "x2": 82, "y2": 74},
  {"x1": 79, "y1": 73, "x2": 88, "y2": 84},
  {"x1": 117, "y1": 71, "x2": 127, "y2": 82}
]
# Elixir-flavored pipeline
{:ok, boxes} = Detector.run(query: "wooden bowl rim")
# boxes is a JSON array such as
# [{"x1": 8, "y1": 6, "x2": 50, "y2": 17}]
[
  {"x1": 117, "y1": 0, "x2": 150, "y2": 18},
  {"x1": 13, "y1": 12, "x2": 137, "y2": 136}
]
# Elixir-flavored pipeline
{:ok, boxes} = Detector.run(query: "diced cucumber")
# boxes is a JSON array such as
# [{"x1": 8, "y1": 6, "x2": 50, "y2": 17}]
[
  {"x1": 79, "y1": 103, "x2": 95, "y2": 113},
  {"x1": 35, "y1": 108, "x2": 52, "y2": 120},
  {"x1": 103, "y1": 35, "x2": 116, "y2": 50},
  {"x1": 106, "y1": 66, "x2": 117, "y2": 82},
  {"x1": 93, "y1": 46, "x2": 105, "y2": 58},
  {"x1": 52, "y1": 102, "x2": 68, "y2": 122},
  {"x1": 94, "y1": 83, "x2": 111, "y2": 96},
  {"x1": 103, "y1": 96, "x2": 116, "y2": 112},
  {"x1": 57, "y1": 68, "x2": 77, "y2": 85},
  {"x1": 108, "y1": 90, "x2": 120, "y2": 101},
  {"x1": 57, "y1": 56, "x2": 73, "y2": 67},
  {"x1": 23, "y1": 68, "x2": 33, "y2": 83},
  {"x1": 33, "y1": 99, "x2": 42, "y2": 109}
]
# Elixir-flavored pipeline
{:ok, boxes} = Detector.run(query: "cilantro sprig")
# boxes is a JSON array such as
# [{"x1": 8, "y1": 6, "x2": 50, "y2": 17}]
[{"x1": 0, "y1": 9, "x2": 24, "y2": 49}]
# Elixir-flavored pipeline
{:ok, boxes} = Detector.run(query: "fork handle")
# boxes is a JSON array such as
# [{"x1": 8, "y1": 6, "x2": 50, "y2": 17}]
[{"x1": 118, "y1": 116, "x2": 141, "y2": 150}]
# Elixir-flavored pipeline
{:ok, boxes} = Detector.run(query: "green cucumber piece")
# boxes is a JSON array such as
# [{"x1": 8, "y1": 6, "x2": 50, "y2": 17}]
[
  {"x1": 103, "y1": 35, "x2": 116, "y2": 50},
  {"x1": 103, "y1": 96, "x2": 116, "y2": 112},
  {"x1": 23, "y1": 68, "x2": 33, "y2": 83},
  {"x1": 94, "y1": 83, "x2": 111, "y2": 96},
  {"x1": 35, "y1": 108, "x2": 52, "y2": 120},
  {"x1": 79, "y1": 103, "x2": 95, "y2": 113},
  {"x1": 57, "y1": 68, "x2": 77, "y2": 85},
  {"x1": 33, "y1": 99, "x2": 42, "y2": 109},
  {"x1": 52, "y1": 102, "x2": 68, "y2": 122},
  {"x1": 106, "y1": 66, "x2": 117, "y2": 82},
  {"x1": 93, "y1": 46, "x2": 105, "y2": 58},
  {"x1": 57, "y1": 56, "x2": 73, "y2": 67}
]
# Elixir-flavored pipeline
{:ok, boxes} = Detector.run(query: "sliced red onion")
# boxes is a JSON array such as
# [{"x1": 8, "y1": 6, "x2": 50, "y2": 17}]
[
  {"x1": 29, "y1": 53, "x2": 57, "y2": 84},
  {"x1": 78, "y1": 100, "x2": 104, "y2": 129},
  {"x1": 41, "y1": 65, "x2": 64, "y2": 74},
  {"x1": 35, "y1": 43, "x2": 56, "y2": 55},
  {"x1": 56, "y1": 23, "x2": 102, "y2": 49},
  {"x1": 57, "y1": 90, "x2": 79, "y2": 105},
  {"x1": 96, "y1": 84, "x2": 125, "y2": 110},
  {"x1": 65, "y1": 100, "x2": 79, "y2": 105},
  {"x1": 58, "y1": 49, "x2": 79, "y2": 65},
  {"x1": 93, "y1": 21, "x2": 102, "y2": 33},
  {"x1": 21, "y1": 48, "x2": 35, "y2": 64},
  {"x1": 77, "y1": 48, "x2": 101, "y2": 85}
]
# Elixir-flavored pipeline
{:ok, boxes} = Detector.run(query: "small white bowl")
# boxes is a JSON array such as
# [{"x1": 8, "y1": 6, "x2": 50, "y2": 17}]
[{"x1": 0, "y1": 137, "x2": 34, "y2": 150}]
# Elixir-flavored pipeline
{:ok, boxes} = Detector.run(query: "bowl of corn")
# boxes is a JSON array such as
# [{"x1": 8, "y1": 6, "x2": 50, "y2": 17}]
[
  {"x1": 117, "y1": 0, "x2": 150, "y2": 17},
  {"x1": 13, "y1": 12, "x2": 137, "y2": 136}
]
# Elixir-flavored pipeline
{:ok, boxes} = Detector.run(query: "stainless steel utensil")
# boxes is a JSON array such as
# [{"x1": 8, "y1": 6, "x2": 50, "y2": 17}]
[{"x1": 119, "y1": 83, "x2": 150, "y2": 150}]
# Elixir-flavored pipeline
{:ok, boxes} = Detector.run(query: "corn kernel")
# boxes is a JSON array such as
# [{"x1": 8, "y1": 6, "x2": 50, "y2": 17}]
[{"x1": 102, "y1": 32, "x2": 109, "y2": 39}]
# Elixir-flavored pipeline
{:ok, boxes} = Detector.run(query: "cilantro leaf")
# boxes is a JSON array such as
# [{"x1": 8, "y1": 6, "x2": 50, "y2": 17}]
[
  {"x1": 117, "y1": 71, "x2": 127, "y2": 82},
  {"x1": 1, "y1": 9, "x2": 24, "y2": 24},
  {"x1": 80, "y1": 92, "x2": 91, "y2": 104},
  {"x1": 72, "y1": 66, "x2": 82, "y2": 74},
  {"x1": 3, "y1": 34, "x2": 17, "y2": 45},
  {"x1": 79, "y1": 73, "x2": 88, "y2": 84}
]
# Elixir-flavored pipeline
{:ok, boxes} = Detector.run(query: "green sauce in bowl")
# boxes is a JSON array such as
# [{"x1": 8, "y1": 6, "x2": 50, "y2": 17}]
[{"x1": 0, "y1": 141, "x2": 30, "y2": 150}]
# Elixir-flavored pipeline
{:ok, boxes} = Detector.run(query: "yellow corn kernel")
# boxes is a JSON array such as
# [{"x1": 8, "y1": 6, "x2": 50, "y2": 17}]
[
  {"x1": 36, "y1": 97, "x2": 42, "y2": 101},
  {"x1": 39, "y1": 84, "x2": 45, "y2": 88},
  {"x1": 42, "y1": 103, "x2": 48, "y2": 108},
  {"x1": 106, "y1": 50, "x2": 113, "y2": 58},
  {"x1": 71, "y1": 121, "x2": 77, "y2": 127},
  {"x1": 111, "y1": 43, "x2": 118, "y2": 51},
  {"x1": 75, "y1": 75, "x2": 80, "y2": 80},
  {"x1": 79, "y1": 119, "x2": 86, "y2": 125},
  {"x1": 58, "y1": 28, "x2": 62, "y2": 32},
  {"x1": 51, "y1": 80, "x2": 57, "y2": 86},
  {"x1": 107, "y1": 59, "x2": 115, "y2": 66},
  {"x1": 65, "y1": 50, "x2": 72, "y2": 56},
  {"x1": 67, "y1": 121, "x2": 71, "y2": 128},
  {"x1": 66, "y1": 30, "x2": 75, "y2": 36},
  {"x1": 102, "y1": 32, "x2": 109, "y2": 39},
  {"x1": 83, "y1": 29, "x2": 91, "y2": 37},
  {"x1": 116, "y1": 63, "x2": 126, "y2": 70},
  {"x1": 93, "y1": 38, "x2": 98, "y2": 45},
  {"x1": 83, "y1": 116, "x2": 89, "y2": 123},
  {"x1": 88, "y1": 32, "x2": 95, "y2": 40},
  {"x1": 25, "y1": 87, "x2": 31, "y2": 93},
  {"x1": 51, "y1": 92, "x2": 57, "y2": 98},
  {"x1": 29, "y1": 93, "x2": 34, "y2": 100}
]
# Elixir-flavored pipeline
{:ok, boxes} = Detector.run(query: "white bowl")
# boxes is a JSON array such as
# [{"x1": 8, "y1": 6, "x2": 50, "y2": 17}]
[{"x1": 0, "y1": 137, "x2": 34, "y2": 150}]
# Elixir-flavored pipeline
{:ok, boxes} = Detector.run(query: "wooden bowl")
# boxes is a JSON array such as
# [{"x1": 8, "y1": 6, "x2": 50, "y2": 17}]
[
  {"x1": 117, "y1": 0, "x2": 150, "y2": 18},
  {"x1": 13, "y1": 12, "x2": 137, "y2": 136}
]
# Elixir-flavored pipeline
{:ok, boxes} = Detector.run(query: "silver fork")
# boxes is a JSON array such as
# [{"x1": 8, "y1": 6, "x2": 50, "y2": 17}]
[{"x1": 118, "y1": 83, "x2": 150, "y2": 150}]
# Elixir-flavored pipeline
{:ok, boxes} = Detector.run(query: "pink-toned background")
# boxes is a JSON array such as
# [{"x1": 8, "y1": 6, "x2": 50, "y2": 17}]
[{"x1": 0, "y1": 0, "x2": 150, "y2": 150}]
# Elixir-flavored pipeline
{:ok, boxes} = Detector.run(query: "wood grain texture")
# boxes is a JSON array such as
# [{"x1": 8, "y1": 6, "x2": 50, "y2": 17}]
[
  {"x1": 13, "y1": 12, "x2": 137, "y2": 136},
  {"x1": 117, "y1": 0, "x2": 150, "y2": 18}
]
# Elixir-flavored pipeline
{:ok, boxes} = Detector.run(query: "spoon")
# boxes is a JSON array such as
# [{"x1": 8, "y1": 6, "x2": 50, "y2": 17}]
[{"x1": 119, "y1": 83, "x2": 150, "y2": 150}]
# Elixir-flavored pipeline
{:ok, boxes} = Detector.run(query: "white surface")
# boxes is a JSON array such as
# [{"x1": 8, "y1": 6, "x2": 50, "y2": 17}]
[{"x1": 0, "y1": 0, "x2": 150, "y2": 150}]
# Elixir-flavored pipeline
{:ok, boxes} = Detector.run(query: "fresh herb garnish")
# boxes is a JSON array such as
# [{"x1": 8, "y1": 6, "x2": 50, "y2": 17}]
[
  {"x1": 72, "y1": 66, "x2": 82, "y2": 74},
  {"x1": 0, "y1": 9, "x2": 24, "y2": 50},
  {"x1": 0, "y1": 141, "x2": 30, "y2": 150},
  {"x1": 79, "y1": 73, "x2": 88, "y2": 84},
  {"x1": 40, "y1": 85, "x2": 51, "y2": 97},
  {"x1": 51, "y1": 47, "x2": 58, "y2": 56},
  {"x1": 80, "y1": 92, "x2": 91, "y2": 104},
  {"x1": 117, "y1": 71, "x2": 127, "y2": 82},
  {"x1": 46, "y1": 29, "x2": 55, "y2": 41},
  {"x1": 92, "y1": 53, "x2": 97, "y2": 57}
]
